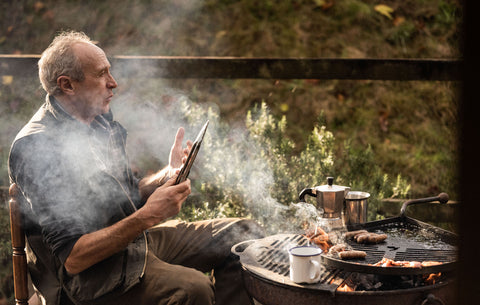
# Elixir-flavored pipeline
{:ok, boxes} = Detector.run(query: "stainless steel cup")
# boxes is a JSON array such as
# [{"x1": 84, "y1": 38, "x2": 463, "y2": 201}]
[{"x1": 344, "y1": 191, "x2": 370, "y2": 225}]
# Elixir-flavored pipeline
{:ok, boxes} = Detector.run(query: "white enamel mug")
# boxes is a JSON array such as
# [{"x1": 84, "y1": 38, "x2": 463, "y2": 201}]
[{"x1": 288, "y1": 246, "x2": 323, "y2": 284}]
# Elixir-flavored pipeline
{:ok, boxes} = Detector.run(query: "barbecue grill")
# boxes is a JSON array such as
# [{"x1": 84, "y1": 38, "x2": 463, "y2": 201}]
[{"x1": 232, "y1": 194, "x2": 458, "y2": 305}]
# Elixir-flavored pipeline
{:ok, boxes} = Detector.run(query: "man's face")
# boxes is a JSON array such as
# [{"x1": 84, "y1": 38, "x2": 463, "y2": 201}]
[{"x1": 70, "y1": 42, "x2": 118, "y2": 122}]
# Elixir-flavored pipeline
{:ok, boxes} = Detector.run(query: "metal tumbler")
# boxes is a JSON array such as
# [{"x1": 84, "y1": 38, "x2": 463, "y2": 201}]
[{"x1": 344, "y1": 191, "x2": 370, "y2": 225}]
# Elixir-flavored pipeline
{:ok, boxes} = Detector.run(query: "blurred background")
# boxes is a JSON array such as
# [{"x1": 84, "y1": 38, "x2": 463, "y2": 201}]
[{"x1": 0, "y1": 0, "x2": 461, "y2": 303}]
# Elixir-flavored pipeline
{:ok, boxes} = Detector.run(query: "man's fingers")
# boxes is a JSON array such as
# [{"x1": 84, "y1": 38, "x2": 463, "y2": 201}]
[
  {"x1": 162, "y1": 173, "x2": 187, "y2": 187},
  {"x1": 183, "y1": 140, "x2": 193, "y2": 156},
  {"x1": 174, "y1": 127, "x2": 185, "y2": 147},
  {"x1": 162, "y1": 173, "x2": 178, "y2": 186}
]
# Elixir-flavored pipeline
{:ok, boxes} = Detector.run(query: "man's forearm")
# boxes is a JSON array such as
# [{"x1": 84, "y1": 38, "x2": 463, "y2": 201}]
[
  {"x1": 64, "y1": 211, "x2": 149, "y2": 275},
  {"x1": 65, "y1": 176, "x2": 189, "y2": 275}
]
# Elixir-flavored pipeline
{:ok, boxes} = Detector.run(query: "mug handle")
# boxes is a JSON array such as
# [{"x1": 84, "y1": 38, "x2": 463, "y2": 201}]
[{"x1": 309, "y1": 259, "x2": 322, "y2": 282}]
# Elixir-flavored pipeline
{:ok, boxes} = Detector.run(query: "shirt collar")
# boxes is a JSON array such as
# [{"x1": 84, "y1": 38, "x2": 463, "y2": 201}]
[
  {"x1": 47, "y1": 94, "x2": 78, "y2": 123},
  {"x1": 47, "y1": 94, "x2": 114, "y2": 132}
]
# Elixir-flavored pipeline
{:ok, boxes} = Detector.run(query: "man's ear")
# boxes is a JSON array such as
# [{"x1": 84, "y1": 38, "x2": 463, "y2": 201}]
[{"x1": 57, "y1": 76, "x2": 75, "y2": 95}]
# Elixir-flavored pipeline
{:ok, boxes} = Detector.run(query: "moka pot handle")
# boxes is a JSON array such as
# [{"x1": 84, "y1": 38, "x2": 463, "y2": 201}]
[{"x1": 299, "y1": 188, "x2": 316, "y2": 202}]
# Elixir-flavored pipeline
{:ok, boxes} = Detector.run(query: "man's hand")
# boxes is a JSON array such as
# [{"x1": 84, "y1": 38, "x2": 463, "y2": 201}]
[
  {"x1": 64, "y1": 175, "x2": 191, "y2": 275},
  {"x1": 65, "y1": 128, "x2": 194, "y2": 275},
  {"x1": 138, "y1": 175, "x2": 191, "y2": 228},
  {"x1": 168, "y1": 127, "x2": 193, "y2": 171},
  {"x1": 138, "y1": 127, "x2": 193, "y2": 201}
]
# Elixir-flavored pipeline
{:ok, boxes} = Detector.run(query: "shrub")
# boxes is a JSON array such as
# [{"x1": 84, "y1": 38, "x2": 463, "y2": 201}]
[{"x1": 174, "y1": 100, "x2": 411, "y2": 232}]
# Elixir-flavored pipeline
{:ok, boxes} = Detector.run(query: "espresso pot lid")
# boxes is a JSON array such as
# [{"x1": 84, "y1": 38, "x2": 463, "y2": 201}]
[{"x1": 315, "y1": 177, "x2": 349, "y2": 193}]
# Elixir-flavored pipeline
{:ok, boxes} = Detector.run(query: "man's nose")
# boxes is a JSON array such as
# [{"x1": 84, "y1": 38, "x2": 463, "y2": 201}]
[{"x1": 107, "y1": 72, "x2": 118, "y2": 89}]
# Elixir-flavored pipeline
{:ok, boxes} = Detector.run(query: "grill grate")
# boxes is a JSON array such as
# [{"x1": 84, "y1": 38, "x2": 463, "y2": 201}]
[
  {"x1": 322, "y1": 222, "x2": 458, "y2": 275},
  {"x1": 344, "y1": 239, "x2": 457, "y2": 265},
  {"x1": 394, "y1": 249, "x2": 457, "y2": 262},
  {"x1": 234, "y1": 232, "x2": 457, "y2": 296},
  {"x1": 256, "y1": 234, "x2": 306, "y2": 277},
  {"x1": 252, "y1": 234, "x2": 347, "y2": 285},
  {"x1": 236, "y1": 233, "x2": 457, "y2": 305}
]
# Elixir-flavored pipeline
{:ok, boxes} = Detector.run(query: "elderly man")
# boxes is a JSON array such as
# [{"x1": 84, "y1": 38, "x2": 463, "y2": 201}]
[{"x1": 8, "y1": 31, "x2": 264, "y2": 305}]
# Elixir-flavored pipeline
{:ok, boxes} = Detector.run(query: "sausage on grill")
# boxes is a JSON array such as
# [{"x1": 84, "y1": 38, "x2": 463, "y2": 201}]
[
  {"x1": 329, "y1": 243, "x2": 347, "y2": 254},
  {"x1": 339, "y1": 250, "x2": 367, "y2": 260},
  {"x1": 344, "y1": 230, "x2": 368, "y2": 240},
  {"x1": 366, "y1": 233, "x2": 387, "y2": 244},
  {"x1": 356, "y1": 233, "x2": 387, "y2": 244},
  {"x1": 354, "y1": 232, "x2": 371, "y2": 243}
]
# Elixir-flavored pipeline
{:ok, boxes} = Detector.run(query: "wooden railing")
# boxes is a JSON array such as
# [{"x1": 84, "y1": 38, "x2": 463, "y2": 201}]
[
  {"x1": 0, "y1": 55, "x2": 462, "y2": 201},
  {"x1": 0, "y1": 55, "x2": 461, "y2": 81},
  {"x1": 0, "y1": 55, "x2": 463, "y2": 202}
]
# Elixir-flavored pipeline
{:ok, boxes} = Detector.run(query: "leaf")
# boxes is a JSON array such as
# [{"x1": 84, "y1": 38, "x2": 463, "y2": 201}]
[
  {"x1": 374, "y1": 4, "x2": 394, "y2": 20},
  {"x1": 2, "y1": 75, "x2": 13, "y2": 86}
]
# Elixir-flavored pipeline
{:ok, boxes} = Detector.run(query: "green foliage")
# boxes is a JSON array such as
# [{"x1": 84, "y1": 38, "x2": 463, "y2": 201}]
[
  {"x1": 0, "y1": 77, "x2": 44, "y2": 187},
  {"x1": 437, "y1": 0, "x2": 459, "y2": 27},
  {"x1": 386, "y1": 20, "x2": 417, "y2": 47},
  {"x1": 338, "y1": 0, "x2": 373, "y2": 21},
  {"x1": 173, "y1": 101, "x2": 410, "y2": 230},
  {"x1": 0, "y1": 0, "x2": 460, "y2": 201}
]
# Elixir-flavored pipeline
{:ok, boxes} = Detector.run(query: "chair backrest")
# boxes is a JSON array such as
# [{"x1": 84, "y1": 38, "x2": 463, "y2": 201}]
[{"x1": 9, "y1": 183, "x2": 29, "y2": 305}]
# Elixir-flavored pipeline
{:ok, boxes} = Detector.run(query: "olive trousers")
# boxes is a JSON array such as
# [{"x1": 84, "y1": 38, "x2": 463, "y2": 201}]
[{"x1": 106, "y1": 218, "x2": 265, "y2": 305}]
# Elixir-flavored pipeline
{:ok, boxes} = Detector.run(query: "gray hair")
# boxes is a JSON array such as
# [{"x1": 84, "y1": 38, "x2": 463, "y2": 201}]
[{"x1": 38, "y1": 31, "x2": 97, "y2": 96}]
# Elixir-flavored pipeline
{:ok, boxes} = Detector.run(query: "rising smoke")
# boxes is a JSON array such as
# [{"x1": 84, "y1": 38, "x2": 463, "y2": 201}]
[{"x1": 109, "y1": 75, "x2": 318, "y2": 234}]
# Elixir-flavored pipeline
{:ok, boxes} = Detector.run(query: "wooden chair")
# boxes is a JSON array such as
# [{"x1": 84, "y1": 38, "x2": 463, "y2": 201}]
[{"x1": 9, "y1": 183, "x2": 29, "y2": 305}]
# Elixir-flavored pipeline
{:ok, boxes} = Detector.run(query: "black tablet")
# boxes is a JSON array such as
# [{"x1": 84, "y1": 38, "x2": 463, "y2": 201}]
[{"x1": 174, "y1": 120, "x2": 209, "y2": 184}]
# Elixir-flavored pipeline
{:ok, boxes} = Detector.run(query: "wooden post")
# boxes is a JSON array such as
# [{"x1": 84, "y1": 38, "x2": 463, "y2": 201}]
[{"x1": 9, "y1": 183, "x2": 29, "y2": 305}]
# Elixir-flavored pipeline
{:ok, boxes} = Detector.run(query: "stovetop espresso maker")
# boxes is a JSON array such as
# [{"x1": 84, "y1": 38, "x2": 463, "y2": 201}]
[{"x1": 299, "y1": 177, "x2": 350, "y2": 219}]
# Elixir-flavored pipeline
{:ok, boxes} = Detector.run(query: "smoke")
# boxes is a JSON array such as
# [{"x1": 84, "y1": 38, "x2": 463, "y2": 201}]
[
  {"x1": 8, "y1": 0, "x2": 324, "y2": 236},
  {"x1": 6, "y1": 71, "x2": 323, "y2": 251},
  {"x1": 109, "y1": 75, "x2": 319, "y2": 234}
]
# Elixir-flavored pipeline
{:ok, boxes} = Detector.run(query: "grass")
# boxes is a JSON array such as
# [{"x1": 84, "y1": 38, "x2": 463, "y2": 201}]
[{"x1": 0, "y1": 0, "x2": 461, "y2": 196}]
